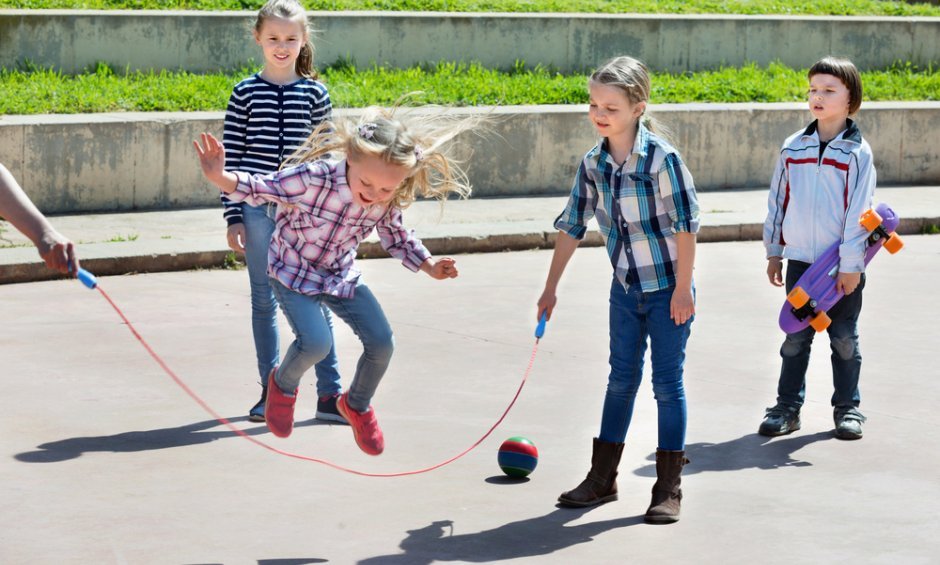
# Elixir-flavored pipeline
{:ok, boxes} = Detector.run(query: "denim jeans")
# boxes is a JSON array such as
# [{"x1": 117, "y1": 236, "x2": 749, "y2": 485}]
[
  {"x1": 270, "y1": 279, "x2": 393, "y2": 412},
  {"x1": 242, "y1": 203, "x2": 341, "y2": 397},
  {"x1": 776, "y1": 260, "x2": 864, "y2": 410},
  {"x1": 599, "y1": 277, "x2": 692, "y2": 450}
]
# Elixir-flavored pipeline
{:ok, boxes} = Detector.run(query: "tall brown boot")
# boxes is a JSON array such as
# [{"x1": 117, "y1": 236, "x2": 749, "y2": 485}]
[
  {"x1": 644, "y1": 449, "x2": 689, "y2": 524},
  {"x1": 557, "y1": 438, "x2": 625, "y2": 507}
]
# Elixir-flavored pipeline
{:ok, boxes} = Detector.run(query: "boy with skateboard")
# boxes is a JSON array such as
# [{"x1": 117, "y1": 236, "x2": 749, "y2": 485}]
[{"x1": 761, "y1": 56, "x2": 875, "y2": 440}]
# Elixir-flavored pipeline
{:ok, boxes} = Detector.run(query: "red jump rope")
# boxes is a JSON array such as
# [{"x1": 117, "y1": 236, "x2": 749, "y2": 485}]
[{"x1": 74, "y1": 268, "x2": 547, "y2": 477}]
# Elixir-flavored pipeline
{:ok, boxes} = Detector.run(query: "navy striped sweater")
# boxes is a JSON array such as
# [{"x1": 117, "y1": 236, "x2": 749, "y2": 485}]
[{"x1": 221, "y1": 73, "x2": 332, "y2": 225}]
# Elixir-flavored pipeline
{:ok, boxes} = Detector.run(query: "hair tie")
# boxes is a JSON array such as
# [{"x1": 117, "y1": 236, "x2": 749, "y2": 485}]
[
  {"x1": 358, "y1": 123, "x2": 378, "y2": 140},
  {"x1": 414, "y1": 144, "x2": 424, "y2": 162}
]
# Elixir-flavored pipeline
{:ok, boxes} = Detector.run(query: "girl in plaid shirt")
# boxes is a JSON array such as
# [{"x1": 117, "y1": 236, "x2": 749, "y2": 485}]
[
  {"x1": 537, "y1": 56, "x2": 700, "y2": 524},
  {"x1": 195, "y1": 107, "x2": 477, "y2": 456}
]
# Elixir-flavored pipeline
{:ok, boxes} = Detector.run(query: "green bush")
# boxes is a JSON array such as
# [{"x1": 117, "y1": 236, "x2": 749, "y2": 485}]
[{"x1": 1, "y1": 61, "x2": 937, "y2": 115}]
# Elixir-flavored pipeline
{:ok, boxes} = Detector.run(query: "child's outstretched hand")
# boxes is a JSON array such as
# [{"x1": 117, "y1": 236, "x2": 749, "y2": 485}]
[
  {"x1": 37, "y1": 228, "x2": 76, "y2": 275},
  {"x1": 423, "y1": 257, "x2": 459, "y2": 280},
  {"x1": 193, "y1": 132, "x2": 227, "y2": 185}
]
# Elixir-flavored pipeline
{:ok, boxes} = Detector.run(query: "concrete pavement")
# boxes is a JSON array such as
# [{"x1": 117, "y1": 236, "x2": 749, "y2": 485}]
[
  {"x1": 0, "y1": 235, "x2": 938, "y2": 564},
  {"x1": 2, "y1": 185, "x2": 939, "y2": 285}
]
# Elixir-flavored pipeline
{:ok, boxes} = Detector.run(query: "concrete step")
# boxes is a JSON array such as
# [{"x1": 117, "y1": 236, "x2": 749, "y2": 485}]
[{"x1": 2, "y1": 186, "x2": 938, "y2": 285}]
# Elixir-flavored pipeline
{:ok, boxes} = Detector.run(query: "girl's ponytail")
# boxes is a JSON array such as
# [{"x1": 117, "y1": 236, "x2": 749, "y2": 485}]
[{"x1": 296, "y1": 40, "x2": 317, "y2": 79}]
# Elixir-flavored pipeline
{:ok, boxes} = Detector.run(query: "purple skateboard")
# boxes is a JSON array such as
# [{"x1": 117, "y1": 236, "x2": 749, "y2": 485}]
[{"x1": 779, "y1": 202, "x2": 903, "y2": 334}]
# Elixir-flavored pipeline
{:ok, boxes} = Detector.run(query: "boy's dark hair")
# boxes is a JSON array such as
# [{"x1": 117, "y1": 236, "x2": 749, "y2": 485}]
[{"x1": 809, "y1": 56, "x2": 863, "y2": 115}]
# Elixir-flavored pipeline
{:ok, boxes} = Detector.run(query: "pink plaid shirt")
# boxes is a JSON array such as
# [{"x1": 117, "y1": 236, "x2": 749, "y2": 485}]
[{"x1": 229, "y1": 159, "x2": 431, "y2": 298}]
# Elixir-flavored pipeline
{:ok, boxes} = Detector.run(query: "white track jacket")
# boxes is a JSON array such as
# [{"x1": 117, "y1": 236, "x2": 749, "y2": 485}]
[{"x1": 764, "y1": 119, "x2": 876, "y2": 273}]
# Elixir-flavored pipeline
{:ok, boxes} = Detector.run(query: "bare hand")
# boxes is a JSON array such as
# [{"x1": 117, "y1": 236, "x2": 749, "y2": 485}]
[
  {"x1": 836, "y1": 271, "x2": 861, "y2": 295},
  {"x1": 37, "y1": 229, "x2": 76, "y2": 275},
  {"x1": 670, "y1": 286, "x2": 695, "y2": 325},
  {"x1": 193, "y1": 132, "x2": 226, "y2": 184},
  {"x1": 536, "y1": 288, "x2": 557, "y2": 322},
  {"x1": 427, "y1": 257, "x2": 459, "y2": 280},
  {"x1": 227, "y1": 223, "x2": 246, "y2": 253},
  {"x1": 767, "y1": 257, "x2": 784, "y2": 287}
]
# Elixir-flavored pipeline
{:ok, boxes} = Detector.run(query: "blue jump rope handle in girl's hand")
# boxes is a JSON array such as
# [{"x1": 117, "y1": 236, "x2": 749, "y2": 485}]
[
  {"x1": 74, "y1": 267, "x2": 98, "y2": 289},
  {"x1": 77, "y1": 268, "x2": 98, "y2": 289},
  {"x1": 535, "y1": 311, "x2": 548, "y2": 340}
]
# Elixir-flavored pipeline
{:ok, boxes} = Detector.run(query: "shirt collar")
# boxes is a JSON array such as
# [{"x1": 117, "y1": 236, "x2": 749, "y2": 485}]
[
  {"x1": 802, "y1": 118, "x2": 862, "y2": 145},
  {"x1": 593, "y1": 122, "x2": 651, "y2": 166}
]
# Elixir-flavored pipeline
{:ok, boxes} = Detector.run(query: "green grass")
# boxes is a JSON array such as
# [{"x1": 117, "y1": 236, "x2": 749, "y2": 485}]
[
  {"x1": 1, "y1": 61, "x2": 937, "y2": 115},
  {"x1": 3, "y1": 0, "x2": 940, "y2": 15}
]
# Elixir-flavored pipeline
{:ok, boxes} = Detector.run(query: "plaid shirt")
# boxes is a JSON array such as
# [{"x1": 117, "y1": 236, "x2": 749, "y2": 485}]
[
  {"x1": 555, "y1": 124, "x2": 700, "y2": 293},
  {"x1": 230, "y1": 160, "x2": 431, "y2": 298}
]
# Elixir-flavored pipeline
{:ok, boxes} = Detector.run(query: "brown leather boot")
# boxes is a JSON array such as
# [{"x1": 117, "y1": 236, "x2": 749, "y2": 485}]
[
  {"x1": 557, "y1": 438, "x2": 625, "y2": 507},
  {"x1": 644, "y1": 449, "x2": 689, "y2": 524}
]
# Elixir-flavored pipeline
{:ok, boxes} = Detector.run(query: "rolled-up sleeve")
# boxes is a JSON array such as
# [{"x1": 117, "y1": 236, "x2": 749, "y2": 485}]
[
  {"x1": 554, "y1": 159, "x2": 598, "y2": 240},
  {"x1": 376, "y1": 207, "x2": 432, "y2": 272},
  {"x1": 659, "y1": 152, "x2": 700, "y2": 234}
]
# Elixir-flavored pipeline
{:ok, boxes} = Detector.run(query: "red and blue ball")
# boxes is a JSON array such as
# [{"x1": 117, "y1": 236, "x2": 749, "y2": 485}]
[{"x1": 498, "y1": 436, "x2": 538, "y2": 478}]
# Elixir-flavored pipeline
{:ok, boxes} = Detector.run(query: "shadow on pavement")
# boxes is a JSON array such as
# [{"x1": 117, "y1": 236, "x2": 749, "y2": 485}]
[
  {"x1": 358, "y1": 506, "x2": 643, "y2": 564},
  {"x1": 13, "y1": 416, "x2": 330, "y2": 463},
  {"x1": 632, "y1": 431, "x2": 833, "y2": 477}
]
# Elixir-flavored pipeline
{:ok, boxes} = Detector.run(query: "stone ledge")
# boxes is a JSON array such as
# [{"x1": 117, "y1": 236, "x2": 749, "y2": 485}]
[{"x1": 2, "y1": 103, "x2": 938, "y2": 215}]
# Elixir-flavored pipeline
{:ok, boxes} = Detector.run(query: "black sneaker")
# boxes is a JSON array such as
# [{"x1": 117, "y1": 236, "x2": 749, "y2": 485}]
[
  {"x1": 248, "y1": 387, "x2": 266, "y2": 422},
  {"x1": 758, "y1": 404, "x2": 801, "y2": 437},
  {"x1": 316, "y1": 393, "x2": 349, "y2": 424},
  {"x1": 834, "y1": 406, "x2": 866, "y2": 440}
]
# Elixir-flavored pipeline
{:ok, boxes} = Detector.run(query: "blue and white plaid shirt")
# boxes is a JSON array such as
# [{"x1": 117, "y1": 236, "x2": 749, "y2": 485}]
[{"x1": 555, "y1": 124, "x2": 700, "y2": 293}]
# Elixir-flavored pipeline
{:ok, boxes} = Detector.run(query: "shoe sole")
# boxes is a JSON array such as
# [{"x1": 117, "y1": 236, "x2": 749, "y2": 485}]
[
  {"x1": 557, "y1": 493, "x2": 618, "y2": 508},
  {"x1": 644, "y1": 514, "x2": 680, "y2": 525},
  {"x1": 248, "y1": 414, "x2": 265, "y2": 423},
  {"x1": 834, "y1": 430, "x2": 863, "y2": 440},
  {"x1": 315, "y1": 411, "x2": 349, "y2": 425}
]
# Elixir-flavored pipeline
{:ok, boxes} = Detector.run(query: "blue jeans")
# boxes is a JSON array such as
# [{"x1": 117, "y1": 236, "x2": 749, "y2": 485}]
[
  {"x1": 242, "y1": 203, "x2": 341, "y2": 397},
  {"x1": 599, "y1": 277, "x2": 692, "y2": 451},
  {"x1": 270, "y1": 279, "x2": 394, "y2": 412},
  {"x1": 776, "y1": 260, "x2": 864, "y2": 410}
]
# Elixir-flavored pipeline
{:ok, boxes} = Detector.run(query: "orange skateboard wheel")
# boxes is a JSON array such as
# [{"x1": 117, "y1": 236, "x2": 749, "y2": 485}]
[
  {"x1": 883, "y1": 232, "x2": 904, "y2": 254},
  {"x1": 810, "y1": 310, "x2": 831, "y2": 332},
  {"x1": 787, "y1": 286, "x2": 810, "y2": 309},
  {"x1": 859, "y1": 208, "x2": 883, "y2": 232}
]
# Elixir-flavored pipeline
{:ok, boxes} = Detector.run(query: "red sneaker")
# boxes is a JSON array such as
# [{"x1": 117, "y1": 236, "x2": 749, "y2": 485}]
[
  {"x1": 264, "y1": 367, "x2": 296, "y2": 438},
  {"x1": 336, "y1": 393, "x2": 384, "y2": 455}
]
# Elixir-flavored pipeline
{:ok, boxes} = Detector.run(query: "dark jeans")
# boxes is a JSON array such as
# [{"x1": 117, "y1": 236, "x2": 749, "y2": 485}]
[{"x1": 776, "y1": 260, "x2": 865, "y2": 410}]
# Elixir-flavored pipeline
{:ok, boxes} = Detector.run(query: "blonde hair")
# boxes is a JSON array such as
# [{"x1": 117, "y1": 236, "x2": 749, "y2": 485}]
[
  {"x1": 284, "y1": 106, "x2": 480, "y2": 209},
  {"x1": 254, "y1": 0, "x2": 317, "y2": 79},
  {"x1": 590, "y1": 55, "x2": 674, "y2": 144}
]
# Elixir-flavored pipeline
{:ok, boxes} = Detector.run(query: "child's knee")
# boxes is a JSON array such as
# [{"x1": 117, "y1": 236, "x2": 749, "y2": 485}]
[
  {"x1": 831, "y1": 335, "x2": 858, "y2": 361},
  {"x1": 781, "y1": 334, "x2": 811, "y2": 357},
  {"x1": 365, "y1": 329, "x2": 395, "y2": 360}
]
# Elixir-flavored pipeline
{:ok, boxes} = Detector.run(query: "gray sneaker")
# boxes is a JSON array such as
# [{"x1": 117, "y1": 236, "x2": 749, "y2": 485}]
[
  {"x1": 758, "y1": 404, "x2": 801, "y2": 437},
  {"x1": 834, "y1": 406, "x2": 866, "y2": 440}
]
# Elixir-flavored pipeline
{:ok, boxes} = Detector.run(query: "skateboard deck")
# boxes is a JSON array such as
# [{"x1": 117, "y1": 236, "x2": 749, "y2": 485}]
[{"x1": 779, "y1": 202, "x2": 903, "y2": 333}]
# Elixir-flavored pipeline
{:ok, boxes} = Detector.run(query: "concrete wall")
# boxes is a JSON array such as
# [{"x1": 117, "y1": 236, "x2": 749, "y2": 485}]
[
  {"x1": 2, "y1": 103, "x2": 938, "y2": 215},
  {"x1": 1, "y1": 11, "x2": 938, "y2": 74}
]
